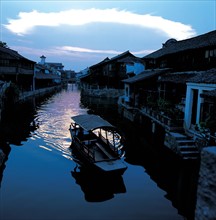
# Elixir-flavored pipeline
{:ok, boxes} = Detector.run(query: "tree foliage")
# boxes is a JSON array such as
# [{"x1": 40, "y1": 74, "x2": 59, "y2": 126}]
[{"x1": 0, "y1": 41, "x2": 9, "y2": 48}]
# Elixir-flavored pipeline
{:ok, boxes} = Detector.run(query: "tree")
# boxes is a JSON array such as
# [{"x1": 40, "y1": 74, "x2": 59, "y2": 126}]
[{"x1": 0, "y1": 41, "x2": 9, "y2": 48}]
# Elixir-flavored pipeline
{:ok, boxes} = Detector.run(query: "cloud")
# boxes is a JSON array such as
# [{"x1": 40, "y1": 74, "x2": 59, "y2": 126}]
[
  {"x1": 5, "y1": 8, "x2": 196, "y2": 39},
  {"x1": 57, "y1": 46, "x2": 154, "y2": 56},
  {"x1": 12, "y1": 45, "x2": 152, "y2": 57},
  {"x1": 56, "y1": 46, "x2": 122, "y2": 55}
]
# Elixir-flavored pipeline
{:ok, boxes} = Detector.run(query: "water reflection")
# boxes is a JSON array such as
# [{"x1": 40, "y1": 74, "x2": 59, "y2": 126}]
[
  {"x1": 0, "y1": 100, "x2": 37, "y2": 145},
  {"x1": 80, "y1": 91, "x2": 118, "y2": 118},
  {"x1": 80, "y1": 93, "x2": 199, "y2": 220},
  {"x1": 0, "y1": 84, "x2": 198, "y2": 219},
  {"x1": 0, "y1": 98, "x2": 39, "y2": 188},
  {"x1": 0, "y1": 85, "x2": 80, "y2": 186},
  {"x1": 31, "y1": 84, "x2": 87, "y2": 159},
  {"x1": 0, "y1": 142, "x2": 11, "y2": 188},
  {"x1": 143, "y1": 155, "x2": 199, "y2": 220},
  {"x1": 71, "y1": 165, "x2": 126, "y2": 202}
]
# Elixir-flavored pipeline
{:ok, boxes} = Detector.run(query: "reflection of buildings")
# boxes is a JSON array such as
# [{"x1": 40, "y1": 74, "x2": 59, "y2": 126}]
[
  {"x1": 0, "y1": 99, "x2": 37, "y2": 145},
  {"x1": 0, "y1": 142, "x2": 11, "y2": 188},
  {"x1": 0, "y1": 92, "x2": 57, "y2": 187},
  {"x1": 124, "y1": 124, "x2": 199, "y2": 220},
  {"x1": 80, "y1": 92, "x2": 118, "y2": 118},
  {"x1": 71, "y1": 165, "x2": 126, "y2": 202},
  {"x1": 145, "y1": 159, "x2": 199, "y2": 219}
]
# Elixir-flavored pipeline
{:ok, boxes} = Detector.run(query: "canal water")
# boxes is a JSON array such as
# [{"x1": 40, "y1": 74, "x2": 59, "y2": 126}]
[{"x1": 0, "y1": 84, "x2": 199, "y2": 220}]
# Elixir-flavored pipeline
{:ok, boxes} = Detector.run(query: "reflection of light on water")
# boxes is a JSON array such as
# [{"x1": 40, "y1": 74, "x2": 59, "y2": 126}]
[
  {"x1": 31, "y1": 84, "x2": 87, "y2": 160},
  {"x1": 39, "y1": 145, "x2": 52, "y2": 152},
  {"x1": 62, "y1": 154, "x2": 73, "y2": 160}
]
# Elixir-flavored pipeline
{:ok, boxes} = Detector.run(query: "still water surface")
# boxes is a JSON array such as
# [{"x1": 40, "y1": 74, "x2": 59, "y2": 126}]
[{"x1": 0, "y1": 84, "x2": 197, "y2": 220}]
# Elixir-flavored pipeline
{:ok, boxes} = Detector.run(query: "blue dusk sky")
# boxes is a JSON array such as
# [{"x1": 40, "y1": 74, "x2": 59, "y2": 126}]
[{"x1": 0, "y1": 0, "x2": 215, "y2": 71}]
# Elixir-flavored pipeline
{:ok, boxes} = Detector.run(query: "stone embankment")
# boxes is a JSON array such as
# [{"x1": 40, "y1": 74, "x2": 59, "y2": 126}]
[
  {"x1": 18, "y1": 85, "x2": 62, "y2": 101},
  {"x1": 195, "y1": 146, "x2": 216, "y2": 220}
]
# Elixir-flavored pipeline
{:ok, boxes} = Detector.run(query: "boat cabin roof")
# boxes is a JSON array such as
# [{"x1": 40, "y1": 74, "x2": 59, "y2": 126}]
[{"x1": 71, "y1": 114, "x2": 115, "y2": 131}]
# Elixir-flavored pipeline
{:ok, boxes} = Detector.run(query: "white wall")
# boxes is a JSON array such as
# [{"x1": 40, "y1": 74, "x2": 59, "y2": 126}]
[
  {"x1": 126, "y1": 62, "x2": 145, "y2": 75},
  {"x1": 124, "y1": 84, "x2": 130, "y2": 102},
  {"x1": 184, "y1": 83, "x2": 216, "y2": 130}
]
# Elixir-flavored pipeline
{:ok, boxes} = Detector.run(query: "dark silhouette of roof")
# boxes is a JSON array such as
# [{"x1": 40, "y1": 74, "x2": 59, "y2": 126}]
[
  {"x1": 0, "y1": 46, "x2": 35, "y2": 63},
  {"x1": 89, "y1": 57, "x2": 110, "y2": 69},
  {"x1": 144, "y1": 30, "x2": 216, "y2": 59},
  {"x1": 108, "y1": 50, "x2": 135, "y2": 62},
  {"x1": 89, "y1": 51, "x2": 140, "y2": 69}
]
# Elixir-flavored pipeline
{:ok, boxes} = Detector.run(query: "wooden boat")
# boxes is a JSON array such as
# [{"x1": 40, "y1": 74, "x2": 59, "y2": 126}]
[{"x1": 69, "y1": 114, "x2": 127, "y2": 174}]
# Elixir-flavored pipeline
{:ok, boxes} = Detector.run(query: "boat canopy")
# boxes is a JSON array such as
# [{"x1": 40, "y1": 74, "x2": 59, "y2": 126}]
[{"x1": 71, "y1": 114, "x2": 115, "y2": 131}]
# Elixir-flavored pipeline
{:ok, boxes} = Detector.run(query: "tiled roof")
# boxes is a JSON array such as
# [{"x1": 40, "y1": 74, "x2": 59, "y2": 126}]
[
  {"x1": 158, "y1": 68, "x2": 216, "y2": 84},
  {"x1": 90, "y1": 51, "x2": 136, "y2": 69},
  {"x1": 144, "y1": 30, "x2": 216, "y2": 59},
  {"x1": 187, "y1": 68, "x2": 216, "y2": 83},
  {"x1": 201, "y1": 89, "x2": 216, "y2": 98},
  {"x1": 89, "y1": 57, "x2": 110, "y2": 69},
  {"x1": 158, "y1": 71, "x2": 199, "y2": 84},
  {"x1": 117, "y1": 56, "x2": 143, "y2": 63},
  {"x1": 0, "y1": 46, "x2": 35, "y2": 63},
  {"x1": 108, "y1": 50, "x2": 134, "y2": 62},
  {"x1": 0, "y1": 46, "x2": 23, "y2": 59},
  {"x1": 122, "y1": 68, "x2": 170, "y2": 84}
]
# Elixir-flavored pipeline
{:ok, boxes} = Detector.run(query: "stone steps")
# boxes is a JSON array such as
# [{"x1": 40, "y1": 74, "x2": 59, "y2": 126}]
[
  {"x1": 179, "y1": 145, "x2": 200, "y2": 160},
  {"x1": 168, "y1": 131, "x2": 200, "y2": 160},
  {"x1": 177, "y1": 139, "x2": 195, "y2": 146}
]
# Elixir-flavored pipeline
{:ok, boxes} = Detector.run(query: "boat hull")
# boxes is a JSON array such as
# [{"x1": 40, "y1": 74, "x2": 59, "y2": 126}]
[{"x1": 71, "y1": 139, "x2": 127, "y2": 175}]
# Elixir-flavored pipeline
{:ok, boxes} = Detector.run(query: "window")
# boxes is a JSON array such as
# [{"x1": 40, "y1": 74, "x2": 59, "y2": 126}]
[
  {"x1": 0, "y1": 59, "x2": 9, "y2": 66},
  {"x1": 205, "y1": 49, "x2": 216, "y2": 58}
]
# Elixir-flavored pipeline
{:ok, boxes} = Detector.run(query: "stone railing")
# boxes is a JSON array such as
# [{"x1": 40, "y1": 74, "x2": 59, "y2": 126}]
[{"x1": 141, "y1": 107, "x2": 184, "y2": 129}]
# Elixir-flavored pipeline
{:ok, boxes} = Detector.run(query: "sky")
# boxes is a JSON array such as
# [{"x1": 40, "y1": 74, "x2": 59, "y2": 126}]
[{"x1": 0, "y1": 0, "x2": 216, "y2": 72}]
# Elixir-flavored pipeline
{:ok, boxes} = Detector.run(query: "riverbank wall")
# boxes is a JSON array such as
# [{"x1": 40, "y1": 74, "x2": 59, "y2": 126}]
[
  {"x1": 0, "y1": 85, "x2": 63, "y2": 123},
  {"x1": 118, "y1": 103, "x2": 188, "y2": 154},
  {"x1": 18, "y1": 85, "x2": 62, "y2": 102},
  {"x1": 195, "y1": 147, "x2": 216, "y2": 220}
]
